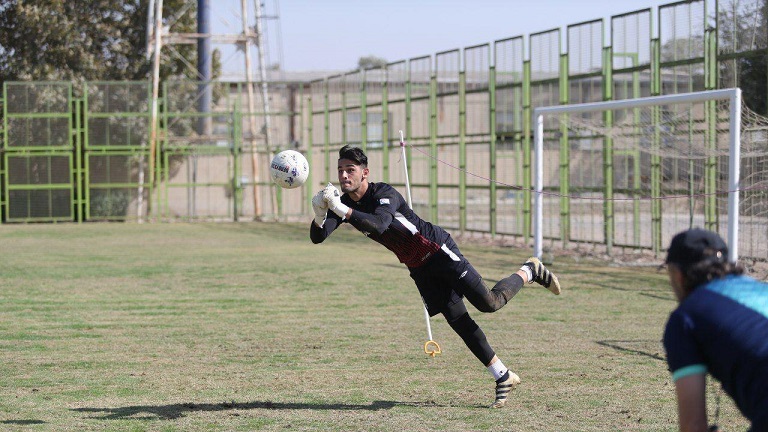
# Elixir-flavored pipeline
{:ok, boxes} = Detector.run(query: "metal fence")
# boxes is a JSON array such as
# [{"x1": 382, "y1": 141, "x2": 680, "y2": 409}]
[
  {"x1": 1, "y1": 80, "x2": 307, "y2": 223},
  {"x1": 1, "y1": 0, "x2": 766, "y2": 260},
  {"x1": 304, "y1": 0, "x2": 768, "y2": 260}
]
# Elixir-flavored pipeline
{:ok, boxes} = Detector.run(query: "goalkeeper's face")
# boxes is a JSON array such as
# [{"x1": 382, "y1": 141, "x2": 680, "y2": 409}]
[{"x1": 337, "y1": 158, "x2": 369, "y2": 195}]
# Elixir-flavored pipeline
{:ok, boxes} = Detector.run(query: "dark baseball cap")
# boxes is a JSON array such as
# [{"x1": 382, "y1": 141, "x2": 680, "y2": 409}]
[{"x1": 665, "y1": 228, "x2": 728, "y2": 267}]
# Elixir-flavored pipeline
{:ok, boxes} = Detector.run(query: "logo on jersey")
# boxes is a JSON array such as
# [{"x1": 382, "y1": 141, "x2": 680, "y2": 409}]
[
  {"x1": 459, "y1": 270, "x2": 468, "y2": 279},
  {"x1": 379, "y1": 198, "x2": 390, "y2": 205}
]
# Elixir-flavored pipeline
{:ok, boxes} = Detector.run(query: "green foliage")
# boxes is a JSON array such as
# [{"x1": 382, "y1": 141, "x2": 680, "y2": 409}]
[
  {"x1": 660, "y1": 36, "x2": 704, "y2": 62},
  {"x1": 717, "y1": 0, "x2": 768, "y2": 114},
  {"x1": 357, "y1": 55, "x2": 388, "y2": 70},
  {"x1": 90, "y1": 189, "x2": 130, "y2": 218},
  {"x1": 0, "y1": 0, "x2": 210, "y2": 84},
  {"x1": 738, "y1": 52, "x2": 767, "y2": 114}
]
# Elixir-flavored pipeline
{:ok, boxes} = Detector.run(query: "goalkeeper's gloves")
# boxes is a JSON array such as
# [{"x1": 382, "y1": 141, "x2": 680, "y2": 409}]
[
  {"x1": 323, "y1": 183, "x2": 350, "y2": 219},
  {"x1": 322, "y1": 182, "x2": 337, "y2": 198},
  {"x1": 311, "y1": 190, "x2": 328, "y2": 227}
]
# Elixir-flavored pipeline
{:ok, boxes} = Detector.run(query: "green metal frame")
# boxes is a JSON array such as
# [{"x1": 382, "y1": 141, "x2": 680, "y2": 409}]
[
  {"x1": 302, "y1": 0, "x2": 766, "y2": 258},
  {"x1": 83, "y1": 81, "x2": 153, "y2": 221},
  {"x1": 2, "y1": 82, "x2": 76, "y2": 222},
  {"x1": 1, "y1": 0, "x2": 765, "y2": 258}
]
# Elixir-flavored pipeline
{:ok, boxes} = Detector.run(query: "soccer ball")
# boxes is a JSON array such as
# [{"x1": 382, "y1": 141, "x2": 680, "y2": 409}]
[{"x1": 270, "y1": 149, "x2": 309, "y2": 189}]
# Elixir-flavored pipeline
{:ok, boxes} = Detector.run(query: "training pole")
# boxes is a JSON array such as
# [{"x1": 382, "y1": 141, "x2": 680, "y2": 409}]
[{"x1": 399, "y1": 131, "x2": 441, "y2": 357}]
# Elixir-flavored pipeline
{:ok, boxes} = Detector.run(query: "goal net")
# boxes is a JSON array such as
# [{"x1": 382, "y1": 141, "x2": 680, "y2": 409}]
[{"x1": 532, "y1": 88, "x2": 768, "y2": 262}]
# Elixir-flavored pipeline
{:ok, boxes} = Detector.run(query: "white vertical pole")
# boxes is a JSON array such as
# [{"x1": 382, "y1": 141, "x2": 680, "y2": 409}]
[
  {"x1": 141, "y1": 0, "x2": 157, "y2": 220},
  {"x1": 254, "y1": 0, "x2": 277, "y2": 218},
  {"x1": 145, "y1": 0, "x2": 163, "y2": 223},
  {"x1": 727, "y1": 88, "x2": 741, "y2": 263},
  {"x1": 400, "y1": 130, "x2": 436, "y2": 349},
  {"x1": 533, "y1": 112, "x2": 544, "y2": 258},
  {"x1": 400, "y1": 130, "x2": 413, "y2": 209},
  {"x1": 241, "y1": 0, "x2": 261, "y2": 217}
]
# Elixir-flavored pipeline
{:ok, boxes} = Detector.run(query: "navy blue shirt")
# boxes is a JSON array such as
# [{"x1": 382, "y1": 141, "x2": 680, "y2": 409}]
[
  {"x1": 310, "y1": 182, "x2": 450, "y2": 268},
  {"x1": 663, "y1": 274, "x2": 768, "y2": 429}
]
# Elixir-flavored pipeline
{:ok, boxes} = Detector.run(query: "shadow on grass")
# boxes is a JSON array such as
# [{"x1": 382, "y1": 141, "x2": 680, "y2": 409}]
[
  {"x1": 73, "y1": 400, "x2": 448, "y2": 420},
  {"x1": 0, "y1": 420, "x2": 45, "y2": 425},
  {"x1": 597, "y1": 339, "x2": 665, "y2": 361},
  {"x1": 639, "y1": 291, "x2": 676, "y2": 301}
]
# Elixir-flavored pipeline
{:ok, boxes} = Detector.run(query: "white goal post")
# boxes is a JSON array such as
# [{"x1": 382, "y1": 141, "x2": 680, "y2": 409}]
[{"x1": 532, "y1": 88, "x2": 742, "y2": 262}]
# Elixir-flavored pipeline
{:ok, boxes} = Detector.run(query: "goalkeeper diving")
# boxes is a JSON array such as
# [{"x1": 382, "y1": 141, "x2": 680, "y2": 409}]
[{"x1": 310, "y1": 145, "x2": 561, "y2": 408}]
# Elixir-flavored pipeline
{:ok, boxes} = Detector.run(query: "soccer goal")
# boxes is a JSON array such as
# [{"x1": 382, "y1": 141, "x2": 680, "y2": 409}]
[{"x1": 531, "y1": 88, "x2": 761, "y2": 262}]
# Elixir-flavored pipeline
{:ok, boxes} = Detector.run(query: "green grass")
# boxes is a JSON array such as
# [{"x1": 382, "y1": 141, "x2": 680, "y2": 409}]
[{"x1": 0, "y1": 222, "x2": 750, "y2": 431}]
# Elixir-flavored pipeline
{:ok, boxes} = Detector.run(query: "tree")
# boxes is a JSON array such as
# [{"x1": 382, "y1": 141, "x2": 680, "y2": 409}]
[
  {"x1": 0, "y1": 0, "x2": 215, "y2": 84},
  {"x1": 717, "y1": 0, "x2": 767, "y2": 114},
  {"x1": 357, "y1": 55, "x2": 388, "y2": 70},
  {"x1": 660, "y1": 36, "x2": 705, "y2": 63}
]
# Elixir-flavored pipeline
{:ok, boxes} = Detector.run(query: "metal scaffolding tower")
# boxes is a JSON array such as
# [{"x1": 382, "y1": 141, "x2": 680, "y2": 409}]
[{"x1": 146, "y1": 0, "x2": 280, "y2": 219}]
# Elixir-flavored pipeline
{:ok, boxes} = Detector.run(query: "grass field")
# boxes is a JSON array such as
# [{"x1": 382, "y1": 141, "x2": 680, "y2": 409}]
[{"x1": 0, "y1": 222, "x2": 750, "y2": 431}]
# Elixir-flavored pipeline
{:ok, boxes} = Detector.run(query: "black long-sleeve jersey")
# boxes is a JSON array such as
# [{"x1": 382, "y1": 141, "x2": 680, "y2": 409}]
[{"x1": 310, "y1": 182, "x2": 451, "y2": 268}]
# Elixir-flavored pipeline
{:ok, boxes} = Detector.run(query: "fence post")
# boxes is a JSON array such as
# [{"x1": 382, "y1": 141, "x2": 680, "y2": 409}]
[
  {"x1": 522, "y1": 60, "x2": 532, "y2": 243},
  {"x1": 429, "y1": 70, "x2": 438, "y2": 223},
  {"x1": 489, "y1": 64, "x2": 497, "y2": 237},
  {"x1": 459, "y1": 62, "x2": 467, "y2": 233}
]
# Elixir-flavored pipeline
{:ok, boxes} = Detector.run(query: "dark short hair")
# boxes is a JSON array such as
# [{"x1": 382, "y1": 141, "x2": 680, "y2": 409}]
[
  {"x1": 338, "y1": 145, "x2": 368, "y2": 167},
  {"x1": 665, "y1": 228, "x2": 728, "y2": 267},
  {"x1": 665, "y1": 228, "x2": 744, "y2": 290}
]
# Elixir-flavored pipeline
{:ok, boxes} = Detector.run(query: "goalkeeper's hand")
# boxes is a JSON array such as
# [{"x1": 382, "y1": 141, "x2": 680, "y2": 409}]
[
  {"x1": 311, "y1": 190, "x2": 328, "y2": 227},
  {"x1": 323, "y1": 183, "x2": 350, "y2": 219},
  {"x1": 322, "y1": 182, "x2": 337, "y2": 198}
]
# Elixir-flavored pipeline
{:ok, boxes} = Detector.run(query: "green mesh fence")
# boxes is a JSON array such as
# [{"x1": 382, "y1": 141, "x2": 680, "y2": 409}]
[
  {"x1": 3, "y1": 82, "x2": 74, "y2": 221},
  {"x1": 1, "y1": 0, "x2": 766, "y2": 262},
  {"x1": 85, "y1": 82, "x2": 152, "y2": 221},
  {"x1": 302, "y1": 0, "x2": 767, "y2": 260}
]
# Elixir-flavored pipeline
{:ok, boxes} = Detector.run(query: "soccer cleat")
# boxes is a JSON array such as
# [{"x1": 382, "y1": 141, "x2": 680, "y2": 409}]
[
  {"x1": 524, "y1": 257, "x2": 561, "y2": 295},
  {"x1": 491, "y1": 371, "x2": 521, "y2": 408}
]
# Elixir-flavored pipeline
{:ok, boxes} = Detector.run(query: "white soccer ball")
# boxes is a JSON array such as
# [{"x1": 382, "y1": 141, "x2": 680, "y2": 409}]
[{"x1": 270, "y1": 149, "x2": 309, "y2": 189}]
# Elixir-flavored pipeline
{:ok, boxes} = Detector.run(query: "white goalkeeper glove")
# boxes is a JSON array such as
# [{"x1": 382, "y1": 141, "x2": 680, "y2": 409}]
[
  {"x1": 311, "y1": 190, "x2": 328, "y2": 227},
  {"x1": 323, "y1": 183, "x2": 350, "y2": 219},
  {"x1": 322, "y1": 182, "x2": 337, "y2": 198}
]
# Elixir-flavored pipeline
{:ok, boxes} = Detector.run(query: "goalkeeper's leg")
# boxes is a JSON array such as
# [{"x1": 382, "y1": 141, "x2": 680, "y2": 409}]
[
  {"x1": 443, "y1": 241, "x2": 561, "y2": 313},
  {"x1": 460, "y1": 259, "x2": 560, "y2": 313},
  {"x1": 443, "y1": 302, "x2": 520, "y2": 408},
  {"x1": 459, "y1": 267, "x2": 523, "y2": 313}
]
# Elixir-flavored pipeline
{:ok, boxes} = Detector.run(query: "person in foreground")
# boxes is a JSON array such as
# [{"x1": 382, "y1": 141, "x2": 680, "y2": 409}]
[
  {"x1": 662, "y1": 228, "x2": 768, "y2": 431},
  {"x1": 309, "y1": 145, "x2": 561, "y2": 408}
]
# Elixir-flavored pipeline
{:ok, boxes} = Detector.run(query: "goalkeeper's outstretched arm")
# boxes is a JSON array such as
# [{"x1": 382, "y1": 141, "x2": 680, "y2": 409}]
[
  {"x1": 310, "y1": 214, "x2": 341, "y2": 244},
  {"x1": 346, "y1": 208, "x2": 394, "y2": 236}
]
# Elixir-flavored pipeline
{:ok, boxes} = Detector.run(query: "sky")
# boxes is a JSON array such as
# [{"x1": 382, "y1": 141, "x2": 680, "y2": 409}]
[{"x1": 211, "y1": 0, "x2": 680, "y2": 76}]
